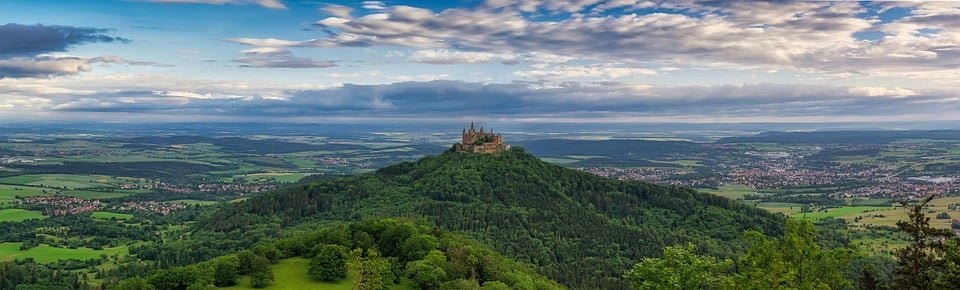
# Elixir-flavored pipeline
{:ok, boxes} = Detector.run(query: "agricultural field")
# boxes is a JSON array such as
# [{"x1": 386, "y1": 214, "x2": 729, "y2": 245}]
[
  {"x1": 792, "y1": 206, "x2": 893, "y2": 220},
  {"x1": 0, "y1": 242, "x2": 129, "y2": 263},
  {"x1": 755, "y1": 202, "x2": 806, "y2": 215},
  {"x1": 0, "y1": 174, "x2": 117, "y2": 189},
  {"x1": 90, "y1": 211, "x2": 134, "y2": 220},
  {"x1": 0, "y1": 184, "x2": 49, "y2": 205},
  {"x1": 0, "y1": 208, "x2": 45, "y2": 222},
  {"x1": 699, "y1": 184, "x2": 756, "y2": 200}
]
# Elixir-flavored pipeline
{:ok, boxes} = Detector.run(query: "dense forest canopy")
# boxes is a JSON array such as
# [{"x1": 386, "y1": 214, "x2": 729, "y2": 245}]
[{"x1": 197, "y1": 147, "x2": 785, "y2": 289}]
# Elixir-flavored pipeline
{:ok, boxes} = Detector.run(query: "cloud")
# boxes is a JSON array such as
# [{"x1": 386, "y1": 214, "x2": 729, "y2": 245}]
[
  {"x1": 140, "y1": 0, "x2": 286, "y2": 9},
  {"x1": 406, "y1": 49, "x2": 576, "y2": 65},
  {"x1": 0, "y1": 23, "x2": 127, "y2": 57},
  {"x1": 9, "y1": 79, "x2": 952, "y2": 123},
  {"x1": 233, "y1": 48, "x2": 336, "y2": 68},
  {"x1": 408, "y1": 50, "x2": 518, "y2": 65},
  {"x1": 226, "y1": 1, "x2": 960, "y2": 80},
  {"x1": 361, "y1": 1, "x2": 386, "y2": 10},
  {"x1": 321, "y1": 4, "x2": 353, "y2": 18},
  {"x1": 514, "y1": 64, "x2": 656, "y2": 79},
  {"x1": 0, "y1": 55, "x2": 162, "y2": 78}
]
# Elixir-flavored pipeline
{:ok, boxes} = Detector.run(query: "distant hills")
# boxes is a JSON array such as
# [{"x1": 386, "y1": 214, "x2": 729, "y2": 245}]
[
  {"x1": 200, "y1": 147, "x2": 784, "y2": 289},
  {"x1": 718, "y1": 130, "x2": 960, "y2": 144}
]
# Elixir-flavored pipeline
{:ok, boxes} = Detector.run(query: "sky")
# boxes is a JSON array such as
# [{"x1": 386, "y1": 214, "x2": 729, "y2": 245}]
[{"x1": 0, "y1": 0, "x2": 958, "y2": 124}]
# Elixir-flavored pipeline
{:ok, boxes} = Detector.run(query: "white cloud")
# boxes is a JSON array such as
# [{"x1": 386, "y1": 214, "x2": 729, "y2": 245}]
[
  {"x1": 141, "y1": 0, "x2": 286, "y2": 9},
  {"x1": 515, "y1": 64, "x2": 656, "y2": 79}
]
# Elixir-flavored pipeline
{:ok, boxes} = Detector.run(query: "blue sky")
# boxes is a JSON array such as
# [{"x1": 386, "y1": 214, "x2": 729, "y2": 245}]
[{"x1": 0, "y1": 0, "x2": 958, "y2": 123}]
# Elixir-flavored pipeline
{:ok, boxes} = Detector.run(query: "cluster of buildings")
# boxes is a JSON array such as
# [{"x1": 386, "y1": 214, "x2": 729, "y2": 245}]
[{"x1": 17, "y1": 195, "x2": 102, "y2": 215}]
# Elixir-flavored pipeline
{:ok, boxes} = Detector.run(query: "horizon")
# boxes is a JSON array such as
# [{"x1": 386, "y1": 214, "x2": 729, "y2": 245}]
[{"x1": 1, "y1": 0, "x2": 958, "y2": 123}]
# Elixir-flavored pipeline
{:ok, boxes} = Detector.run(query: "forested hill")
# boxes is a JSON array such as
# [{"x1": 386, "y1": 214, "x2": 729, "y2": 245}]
[{"x1": 201, "y1": 147, "x2": 785, "y2": 289}]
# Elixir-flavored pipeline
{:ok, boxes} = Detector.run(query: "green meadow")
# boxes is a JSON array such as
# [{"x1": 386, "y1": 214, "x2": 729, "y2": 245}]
[
  {"x1": 0, "y1": 243, "x2": 129, "y2": 263},
  {"x1": 699, "y1": 184, "x2": 755, "y2": 200},
  {"x1": 222, "y1": 257, "x2": 415, "y2": 290},
  {"x1": 0, "y1": 184, "x2": 49, "y2": 205},
  {"x1": 0, "y1": 209, "x2": 45, "y2": 222},
  {"x1": 91, "y1": 211, "x2": 134, "y2": 220},
  {"x1": 0, "y1": 174, "x2": 114, "y2": 189},
  {"x1": 793, "y1": 206, "x2": 892, "y2": 220}
]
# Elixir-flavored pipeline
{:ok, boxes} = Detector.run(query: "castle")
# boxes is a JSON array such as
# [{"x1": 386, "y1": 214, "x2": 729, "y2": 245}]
[{"x1": 453, "y1": 122, "x2": 509, "y2": 154}]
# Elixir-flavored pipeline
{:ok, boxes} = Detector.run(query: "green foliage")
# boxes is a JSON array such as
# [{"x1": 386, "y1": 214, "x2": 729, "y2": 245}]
[
  {"x1": 352, "y1": 250, "x2": 393, "y2": 290},
  {"x1": 308, "y1": 244, "x2": 348, "y2": 281},
  {"x1": 892, "y1": 196, "x2": 954, "y2": 290},
  {"x1": 735, "y1": 219, "x2": 854, "y2": 290},
  {"x1": 213, "y1": 256, "x2": 240, "y2": 287},
  {"x1": 248, "y1": 268, "x2": 274, "y2": 288},
  {"x1": 405, "y1": 250, "x2": 447, "y2": 289},
  {"x1": 201, "y1": 148, "x2": 783, "y2": 288},
  {"x1": 624, "y1": 244, "x2": 733, "y2": 290},
  {"x1": 115, "y1": 218, "x2": 562, "y2": 290},
  {"x1": 114, "y1": 278, "x2": 156, "y2": 290}
]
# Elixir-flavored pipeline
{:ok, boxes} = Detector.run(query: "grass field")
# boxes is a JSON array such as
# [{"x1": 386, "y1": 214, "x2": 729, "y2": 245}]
[
  {"x1": 222, "y1": 257, "x2": 416, "y2": 290},
  {"x1": 64, "y1": 190, "x2": 133, "y2": 199},
  {"x1": 240, "y1": 172, "x2": 313, "y2": 183},
  {"x1": 0, "y1": 174, "x2": 114, "y2": 189},
  {"x1": 0, "y1": 184, "x2": 49, "y2": 205},
  {"x1": 91, "y1": 211, "x2": 134, "y2": 220},
  {"x1": 699, "y1": 184, "x2": 755, "y2": 200},
  {"x1": 849, "y1": 196, "x2": 960, "y2": 229},
  {"x1": 793, "y1": 206, "x2": 892, "y2": 220},
  {"x1": 756, "y1": 202, "x2": 805, "y2": 215},
  {"x1": 0, "y1": 209, "x2": 46, "y2": 222},
  {"x1": 0, "y1": 243, "x2": 128, "y2": 263}
]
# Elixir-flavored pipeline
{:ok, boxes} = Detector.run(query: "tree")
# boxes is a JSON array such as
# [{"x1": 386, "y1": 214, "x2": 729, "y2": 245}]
[
  {"x1": 734, "y1": 219, "x2": 853, "y2": 290},
  {"x1": 406, "y1": 250, "x2": 447, "y2": 289},
  {"x1": 893, "y1": 196, "x2": 952, "y2": 290},
  {"x1": 212, "y1": 256, "x2": 239, "y2": 287},
  {"x1": 936, "y1": 238, "x2": 960, "y2": 287},
  {"x1": 624, "y1": 243, "x2": 733, "y2": 290},
  {"x1": 249, "y1": 269, "x2": 274, "y2": 288},
  {"x1": 308, "y1": 244, "x2": 348, "y2": 281},
  {"x1": 185, "y1": 282, "x2": 216, "y2": 290},
  {"x1": 352, "y1": 250, "x2": 393, "y2": 290},
  {"x1": 114, "y1": 277, "x2": 156, "y2": 290}
]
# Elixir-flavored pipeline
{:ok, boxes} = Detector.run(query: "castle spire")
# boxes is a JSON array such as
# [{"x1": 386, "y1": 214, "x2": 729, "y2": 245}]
[{"x1": 470, "y1": 121, "x2": 475, "y2": 130}]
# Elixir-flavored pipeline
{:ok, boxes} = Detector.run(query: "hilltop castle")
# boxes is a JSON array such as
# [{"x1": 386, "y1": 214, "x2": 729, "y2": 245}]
[{"x1": 453, "y1": 122, "x2": 509, "y2": 154}]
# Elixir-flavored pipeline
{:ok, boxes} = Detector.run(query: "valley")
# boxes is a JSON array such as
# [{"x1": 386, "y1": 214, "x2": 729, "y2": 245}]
[{"x1": 0, "y1": 126, "x2": 959, "y2": 289}]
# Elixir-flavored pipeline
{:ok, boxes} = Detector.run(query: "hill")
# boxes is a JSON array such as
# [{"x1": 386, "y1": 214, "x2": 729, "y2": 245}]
[
  {"x1": 198, "y1": 147, "x2": 785, "y2": 289},
  {"x1": 718, "y1": 130, "x2": 960, "y2": 144},
  {"x1": 116, "y1": 219, "x2": 560, "y2": 290}
]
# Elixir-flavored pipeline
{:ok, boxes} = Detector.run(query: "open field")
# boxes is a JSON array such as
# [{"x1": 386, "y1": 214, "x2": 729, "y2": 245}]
[
  {"x1": 848, "y1": 196, "x2": 960, "y2": 229},
  {"x1": 0, "y1": 184, "x2": 49, "y2": 205},
  {"x1": 0, "y1": 174, "x2": 115, "y2": 189},
  {"x1": 91, "y1": 211, "x2": 134, "y2": 220},
  {"x1": 0, "y1": 208, "x2": 45, "y2": 222},
  {"x1": 64, "y1": 190, "x2": 134, "y2": 199},
  {"x1": 793, "y1": 206, "x2": 892, "y2": 220},
  {"x1": 755, "y1": 202, "x2": 805, "y2": 215},
  {"x1": 239, "y1": 172, "x2": 313, "y2": 183},
  {"x1": 0, "y1": 242, "x2": 129, "y2": 263},
  {"x1": 222, "y1": 257, "x2": 415, "y2": 290},
  {"x1": 700, "y1": 184, "x2": 755, "y2": 200}
]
